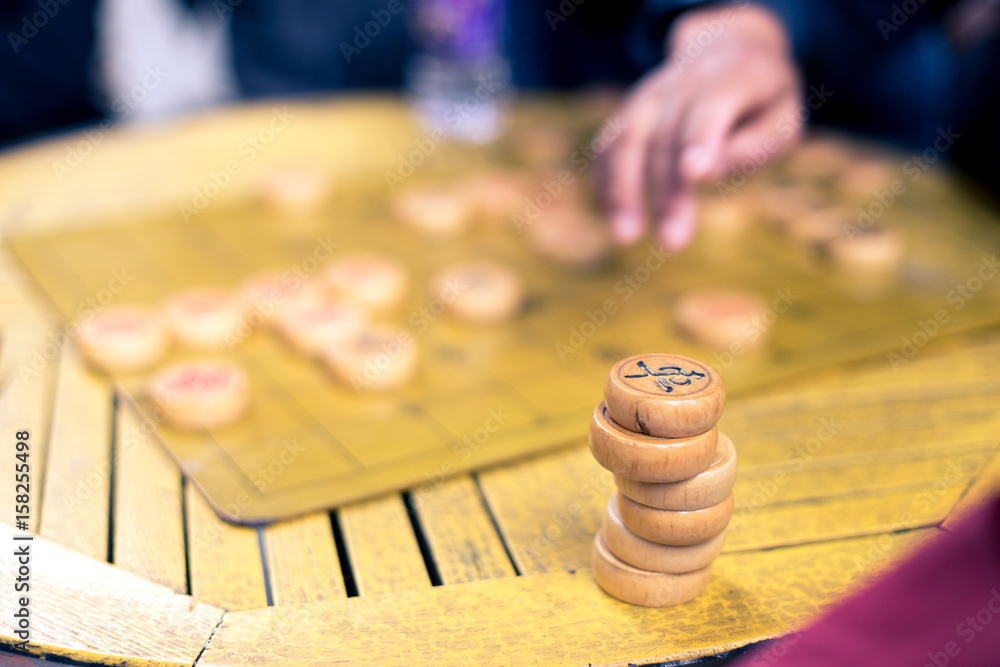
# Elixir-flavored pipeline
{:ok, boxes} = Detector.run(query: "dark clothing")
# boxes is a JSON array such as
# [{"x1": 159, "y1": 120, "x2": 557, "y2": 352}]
[
  {"x1": 227, "y1": 0, "x2": 645, "y2": 93},
  {"x1": 229, "y1": 0, "x2": 414, "y2": 94},
  {"x1": 1, "y1": 0, "x2": 998, "y2": 187},
  {"x1": 732, "y1": 495, "x2": 1000, "y2": 667},
  {"x1": 637, "y1": 0, "x2": 999, "y2": 154},
  {"x1": 0, "y1": 0, "x2": 101, "y2": 146}
]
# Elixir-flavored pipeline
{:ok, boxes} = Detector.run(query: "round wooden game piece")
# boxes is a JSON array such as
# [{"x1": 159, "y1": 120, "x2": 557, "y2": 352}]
[
  {"x1": 259, "y1": 163, "x2": 329, "y2": 212},
  {"x1": 824, "y1": 224, "x2": 904, "y2": 274},
  {"x1": 757, "y1": 184, "x2": 828, "y2": 234},
  {"x1": 241, "y1": 272, "x2": 325, "y2": 324},
  {"x1": 322, "y1": 326, "x2": 419, "y2": 392},
  {"x1": 324, "y1": 253, "x2": 407, "y2": 314},
  {"x1": 601, "y1": 493, "x2": 727, "y2": 573},
  {"x1": 589, "y1": 402, "x2": 718, "y2": 483},
  {"x1": 526, "y1": 210, "x2": 611, "y2": 272},
  {"x1": 614, "y1": 432, "x2": 738, "y2": 510},
  {"x1": 461, "y1": 171, "x2": 526, "y2": 219},
  {"x1": 77, "y1": 305, "x2": 172, "y2": 373},
  {"x1": 698, "y1": 197, "x2": 749, "y2": 236},
  {"x1": 392, "y1": 186, "x2": 472, "y2": 236},
  {"x1": 164, "y1": 287, "x2": 248, "y2": 350},
  {"x1": 787, "y1": 137, "x2": 852, "y2": 180},
  {"x1": 149, "y1": 360, "x2": 250, "y2": 429},
  {"x1": 616, "y1": 491, "x2": 733, "y2": 546},
  {"x1": 591, "y1": 531, "x2": 711, "y2": 607},
  {"x1": 603, "y1": 354, "x2": 725, "y2": 438},
  {"x1": 431, "y1": 259, "x2": 525, "y2": 323},
  {"x1": 511, "y1": 125, "x2": 574, "y2": 166},
  {"x1": 674, "y1": 291, "x2": 770, "y2": 353},
  {"x1": 275, "y1": 301, "x2": 368, "y2": 356},
  {"x1": 784, "y1": 209, "x2": 844, "y2": 246},
  {"x1": 839, "y1": 157, "x2": 896, "y2": 194}
]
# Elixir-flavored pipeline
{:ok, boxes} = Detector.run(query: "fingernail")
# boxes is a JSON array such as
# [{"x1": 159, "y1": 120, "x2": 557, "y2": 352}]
[
  {"x1": 612, "y1": 213, "x2": 643, "y2": 244},
  {"x1": 681, "y1": 145, "x2": 712, "y2": 180}
]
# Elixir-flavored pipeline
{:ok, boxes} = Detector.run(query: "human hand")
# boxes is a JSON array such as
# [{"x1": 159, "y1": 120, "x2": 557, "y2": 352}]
[{"x1": 599, "y1": 4, "x2": 803, "y2": 250}]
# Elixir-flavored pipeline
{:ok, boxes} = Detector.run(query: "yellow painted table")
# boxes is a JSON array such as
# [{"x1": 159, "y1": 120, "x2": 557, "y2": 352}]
[{"x1": 1, "y1": 97, "x2": 999, "y2": 666}]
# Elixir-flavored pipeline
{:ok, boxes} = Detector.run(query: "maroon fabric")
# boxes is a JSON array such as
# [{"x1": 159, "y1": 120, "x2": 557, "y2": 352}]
[{"x1": 732, "y1": 494, "x2": 1000, "y2": 667}]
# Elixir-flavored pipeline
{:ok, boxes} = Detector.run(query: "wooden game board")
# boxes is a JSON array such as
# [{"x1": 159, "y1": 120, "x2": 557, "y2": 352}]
[
  {"x1": 7, "y1": 107, "x2": 1000, "y2": 525},
  {"x1": 3, "y1": 97, "x2": 1000, "y2": 667}
]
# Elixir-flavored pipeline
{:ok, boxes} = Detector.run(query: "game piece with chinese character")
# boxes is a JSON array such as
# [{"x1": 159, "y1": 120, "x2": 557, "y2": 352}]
[{"x1": 590, "y1": 353, "x2": 737, "y2": 607}]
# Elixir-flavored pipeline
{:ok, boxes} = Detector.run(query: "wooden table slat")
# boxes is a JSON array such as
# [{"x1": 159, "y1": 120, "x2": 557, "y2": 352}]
[
  {"x1": 0, "y1": 523, "x2": 223, "y2": 666},
  {"x1": 38, "y1": 345, "x2": 113, "y2": 561},
  {"x1": 186, "y1": 483, "x2": 269, "y2": 611},
  {"x1": 0, "y1": 319, "x2": 58, "y2": 535},
  {"x1": 942, "y1": 446, "x2": 1000, "y2": 531},
  {"x1": 338, "y1": 493, "x2": 431, "y2": 596},
  {"x1": 199, "y1": 529, "x2": 934, "y2": 667},
  {"x1": 478, "y1": 445, "x2": 606, "y2": 575},
  {"x1": 262, "y1": 512, "x2": 346, "y2": 605},
  {"x1": 114, "y1": 400, "x2": 188, "y2": 594},
  {"x1": 412, "y1": 475, "x2": 518, "y2": 584}
]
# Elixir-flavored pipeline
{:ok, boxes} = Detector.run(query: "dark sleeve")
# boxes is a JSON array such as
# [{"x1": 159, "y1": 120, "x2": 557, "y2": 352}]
[
  {"x1": 506, "y1": 0, "x2": 646, "y2": 88},
  {"x1": 226, "y1": 0, "x2": 414, "y2": 96},
  {"x1": 731, "y1": 496, "x2": 1000, "y2": 666},
  {"x1": 0, "y1": 0, "x2": 101, "y2": 146},
  {"x1": 628, "y1": 1, "x2": 953, "y2": 73},
  {"x1": 626, "y1": 0, "x2": 712, "y2": 70}
]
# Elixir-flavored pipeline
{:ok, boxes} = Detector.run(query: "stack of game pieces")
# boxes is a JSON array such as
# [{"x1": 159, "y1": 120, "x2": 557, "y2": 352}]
[{"x1": 590, "y1": 353, "x2": 737, "y2": 607}]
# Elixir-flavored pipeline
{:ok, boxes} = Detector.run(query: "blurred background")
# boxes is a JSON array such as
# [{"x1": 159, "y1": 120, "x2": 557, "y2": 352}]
[
  {"x1": 1, "y1": 0, "x2": 997, "y2": 195},
  {"x1": 2, "y1": 0, "x2": 647, "y2": 144}
]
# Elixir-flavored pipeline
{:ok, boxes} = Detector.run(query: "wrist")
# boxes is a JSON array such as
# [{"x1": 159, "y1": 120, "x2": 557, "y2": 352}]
[{"x1": 667, "y1": 4, "x2": 790, "y2": 59}]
